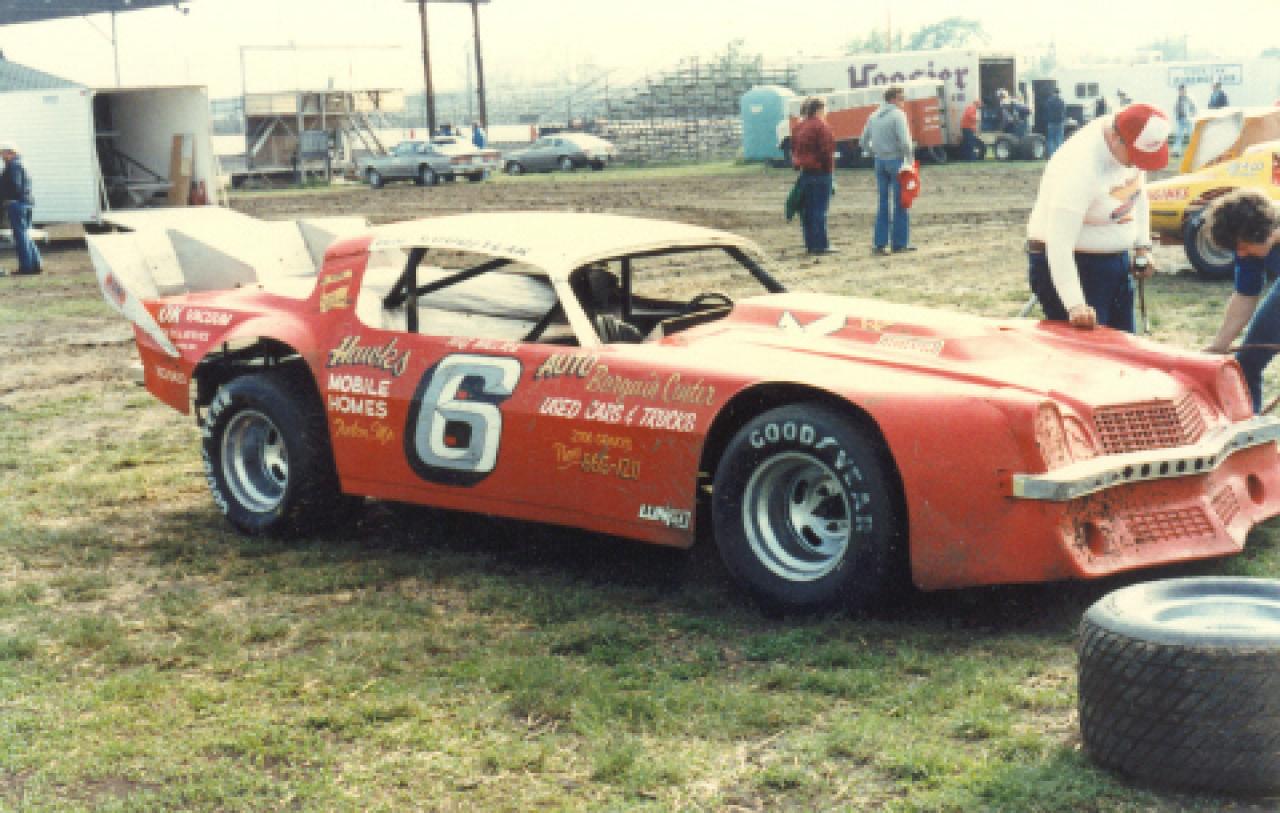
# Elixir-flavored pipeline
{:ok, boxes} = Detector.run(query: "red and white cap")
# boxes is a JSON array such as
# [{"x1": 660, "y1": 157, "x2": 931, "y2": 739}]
[{"x1": 1113, "y1": 104, "x2": 1170, "y2": 171}]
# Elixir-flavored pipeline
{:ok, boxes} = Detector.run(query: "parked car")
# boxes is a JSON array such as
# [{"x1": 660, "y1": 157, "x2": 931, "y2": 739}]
[
  {"x1": 504, "y1": 133, "x2": 617, "y2": 174},
  {"x1": 1148, "y1": 108, "x2": 1280, "y2": 279},
  {"x1": 90, "y1": 209, "x2": 1280, "y2": 612},
  {"x1": 360, "y1": 139, "x2": 501, "y2": 189}
]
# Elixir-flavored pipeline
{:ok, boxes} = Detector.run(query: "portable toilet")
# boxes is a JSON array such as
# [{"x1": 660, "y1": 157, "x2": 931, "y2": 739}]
[{"x1": 741, "y1": 85, "x2": 796, "y2": 162}]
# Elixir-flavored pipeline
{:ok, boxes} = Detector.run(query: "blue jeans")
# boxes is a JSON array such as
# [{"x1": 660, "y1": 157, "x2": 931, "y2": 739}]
[
  {"x1": 874, "y1": 158, "x2": 909, "y2": 250},
  {"x1": 1028, "y1": 250, "x2": 1135, "y2": 333},
  {"x1": 1174, "y1": 119, "x2": 1192, "y2": 154},
  {"x1": 798, "y1": 171, "x2": 832, "y2": 252},
  {"x1": 1045, "y1": 123, "x2": 1065, "y2": 157},
  {"x1": 1236, "y1": 282, "x2": 1280, "y2": 413},
  {"x1": 6, "y1": 201, "x2": 39, "y2": 273},
  {"x1": 961, "y1": 128, "x2": 980, "y2": 160}
]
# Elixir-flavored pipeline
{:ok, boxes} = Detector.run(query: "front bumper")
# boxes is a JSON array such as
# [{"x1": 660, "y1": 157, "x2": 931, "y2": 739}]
[{"x1": 1012, "y1": 416, "x2": 1280, "y2": 501}]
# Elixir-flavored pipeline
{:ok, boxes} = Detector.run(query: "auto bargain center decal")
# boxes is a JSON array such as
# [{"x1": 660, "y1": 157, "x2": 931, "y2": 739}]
[{"x1": 532, "y1": 352, "x2": 711, "y2": 433}]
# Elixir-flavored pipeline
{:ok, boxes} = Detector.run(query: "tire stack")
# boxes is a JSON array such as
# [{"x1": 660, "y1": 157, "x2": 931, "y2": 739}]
[{"x1": 1077, "y1": 577, "x2": 1280, "y2": 795}]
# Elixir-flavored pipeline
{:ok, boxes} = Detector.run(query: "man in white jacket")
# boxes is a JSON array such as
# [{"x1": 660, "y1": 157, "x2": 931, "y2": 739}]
[
  {"x1": 861, "y1": 86, "x2": 915, "y2": 255},
  {"x1": 1025, "y1": 103, "x2": 1170, "y2": 332}
]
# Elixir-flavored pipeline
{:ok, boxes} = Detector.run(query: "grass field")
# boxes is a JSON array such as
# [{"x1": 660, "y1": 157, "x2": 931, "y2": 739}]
[{"x1": 2, "y1": 162, "x2": 1279, "y2": 811}]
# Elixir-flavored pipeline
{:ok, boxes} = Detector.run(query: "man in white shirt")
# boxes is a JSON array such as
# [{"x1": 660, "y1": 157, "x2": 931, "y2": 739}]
[{"x1": 1025, "y1": 103, "x2": 1171, "y2": 332}]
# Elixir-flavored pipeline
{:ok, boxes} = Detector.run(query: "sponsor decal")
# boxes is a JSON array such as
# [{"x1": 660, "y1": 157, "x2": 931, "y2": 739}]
[
  {"x1": 154, "y1": 366, "x2": 187, "y2": 385},
  {"x1": 876, "y1": 333, "x2": 945, "y2": 356},
  {"x1": 327, "y1": 371, "x2": 392, "y2": 418},
  {"x1": 327, "y1": 335, "x2": 411, "y2": 377},
  {"x1": 156, "y1": 305, "x2": 233, "y2": 327},
  {"x1": 1226, "y1": 159, "x2": 1265, "y2": 177},
  {"x1": 779, "y1": 311, "x2": 846, "y2": 336},
  {"x1": 534, "y1": 352, "x2": 596, "y2": 380},
  {"x1": 535, "y1": 396, "x2": 698, "y2": 432},
  {"x1": 553, "y1": 430, "x2": 640, "y2": 480},
  {"x1": 848, "y1": 59, "x2": 971, "y2": 91},
  {"x1": 638, "y1": 504, "x2": 691, "y2": 529},
  {"x1": 102, "y1": 272, "x2": 127, "y2": 308},
  {"x1": 319, "y1": 286, "x2": 351, "y2": 313},
  {"x1": 1147, "y1": 186, "x2": 1189, "y2": 202},
  {"x1": 535, "y1": 352, "x2": 715, "y2": 407},
  {"x1": 332, "y1": 416, "x2": 396, "y2": 446}
]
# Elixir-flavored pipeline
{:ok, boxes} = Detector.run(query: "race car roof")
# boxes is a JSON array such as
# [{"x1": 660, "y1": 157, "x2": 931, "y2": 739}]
[{"x1": 370, "y1": 212, "x2": 762, "y2": 274}]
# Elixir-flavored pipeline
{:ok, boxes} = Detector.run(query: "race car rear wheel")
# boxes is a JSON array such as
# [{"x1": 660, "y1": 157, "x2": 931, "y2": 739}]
[
  {"x1": 712, "y1": 403, "x2": 903, "y2": 611},
  {"x1": 202, "y1": 370, "x2": 353, "y2": 537},
  {"x1": 418, "y1": 165, "x2": 438, "y2": 186},
  {"x1": 1078, "y1": 577, "x2": 1280, "y2": 794},
  {"x1": 366, "y1": 168, "x2": 384, "y2": 189},
  {"x1": 992, "y1": 136, "x2": 1015, "y2": 161},
  {"x1": 558, "y1": 156, "x2": 575, "y2": 172},
  {"x1": 1183, "y1": 212, "x2": 1235, "y2": 280}
]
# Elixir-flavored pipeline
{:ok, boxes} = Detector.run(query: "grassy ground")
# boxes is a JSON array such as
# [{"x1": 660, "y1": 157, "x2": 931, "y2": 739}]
[{"x1": 3, "y1": 163, "x2": 1279, "y2": 811}]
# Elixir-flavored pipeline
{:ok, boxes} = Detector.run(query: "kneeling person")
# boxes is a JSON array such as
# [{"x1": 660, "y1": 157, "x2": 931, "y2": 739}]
[{"x1": 1204, "y1": 189, "x2": 1280, "y2": 413}]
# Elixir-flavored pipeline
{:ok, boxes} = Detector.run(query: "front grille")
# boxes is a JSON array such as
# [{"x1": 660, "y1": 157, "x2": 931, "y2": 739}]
[
  {"x1": 1093, "y1": 394, "x2": 1206, "y2": 455},
  {"x1": 1211, "y1": 486, "x2": 1240, "y2": 528},
  {"x1": 1127, "y1": 507, "x2": 1215, "y2": 546}
]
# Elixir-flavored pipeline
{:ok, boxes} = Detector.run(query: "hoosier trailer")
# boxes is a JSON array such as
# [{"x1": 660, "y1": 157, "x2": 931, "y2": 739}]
[
  {"x1": 791, "y1": 49, "x2": 1043, "y2": 160},
  {"x1": 775, "y1": 80, "x2": 945, "y2": 167}
]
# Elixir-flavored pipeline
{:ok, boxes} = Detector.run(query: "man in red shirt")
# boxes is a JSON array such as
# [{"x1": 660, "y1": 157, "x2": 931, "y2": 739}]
[
  {"x1": 961, "y1": 98, "x2": 982, "y2": 160},
  {"x1": 791, "y1": 97, "x2": 837, "y2": 255}
]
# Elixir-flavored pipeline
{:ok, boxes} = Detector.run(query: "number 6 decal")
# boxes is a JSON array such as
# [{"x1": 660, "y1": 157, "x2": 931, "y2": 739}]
[{"x1": 405, "y1": 354, "x2": 521, "y2": 485}]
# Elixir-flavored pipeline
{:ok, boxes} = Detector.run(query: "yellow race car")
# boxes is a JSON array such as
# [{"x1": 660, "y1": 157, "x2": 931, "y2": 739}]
[{"x1": 1147, "y1": 109, "x2": 1280, "y2": 279}]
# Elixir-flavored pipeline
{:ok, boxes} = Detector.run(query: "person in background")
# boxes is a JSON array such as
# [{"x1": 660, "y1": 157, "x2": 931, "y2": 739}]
[
  {"x1": 790, "y1": 96, "x2": 837, "y2": 256},
  {"x1": 1025, "y1": 103, "x2": 1170, "y2": 332},
  {"x1": 861, "y1": 85, "x2": 915, "y2": 255},
  {"x1": 471, "y1": 120, "x2": 487, "y2": 149},
  {"x1": 1043, "y1": 87, "x2": 1066, "y2": 157},
  {"x1": 1172, "y1": 84, "x2": 1197, "y2": 157},
  {"x1": 1117, "y1": 89, "x2": 1133, "y2": 108},
  {"x1": 1208, "y1": 81, "x2": 1230, "y2": 109},
  {"x1": 1094, "y1": 94, "x2": 1109, "y2": 119},
  {"x1": 960, "y1": 97, "x2": 982, "y2": 160},
  {"x1": 0, "y1": 142, "x2": 39, "y2": 277},
  {"x1": 1202, "y1": 190, "x2": 1280, "y2": 413}
]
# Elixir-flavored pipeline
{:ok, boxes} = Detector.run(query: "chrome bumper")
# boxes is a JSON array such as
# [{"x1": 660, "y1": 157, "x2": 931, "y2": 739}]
[{"x1": 1012, "y1": 416, "x2": 1280, "y2": 501}]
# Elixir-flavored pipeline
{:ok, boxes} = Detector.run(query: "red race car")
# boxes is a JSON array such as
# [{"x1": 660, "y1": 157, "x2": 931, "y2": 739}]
[{"x1": 91, "y1": 209, "x2": 1280, "y2": 611}]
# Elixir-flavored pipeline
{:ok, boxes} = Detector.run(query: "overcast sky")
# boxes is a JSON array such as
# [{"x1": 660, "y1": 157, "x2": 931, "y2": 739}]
[{"x1": 2, "y1": 0, "x2": 1276, "y2": 97}]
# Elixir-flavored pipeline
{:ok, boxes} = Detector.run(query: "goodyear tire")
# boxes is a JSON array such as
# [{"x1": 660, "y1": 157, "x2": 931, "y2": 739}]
[
  {"x1": 712, "y1": 403, "x2": 903, "y2": 611},
  {"x1": 202, "y1": 370, "x2": 353, "y2": 537},
  {"x1": 1183, "y1": 213, "x2": 1235, "y2": 280},
  {"x1": 1078, "y1": 577, "x2": 1280, "y2": 795}
]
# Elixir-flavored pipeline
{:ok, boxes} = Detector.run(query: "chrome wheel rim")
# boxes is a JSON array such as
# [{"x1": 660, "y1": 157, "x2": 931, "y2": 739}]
[
  {"x1": 1196, "y1": 225, "x2": 1233, "y2": 269},
  {"x1": 742, "y1": 452, "x2": 851, "y2": 582},
  {"x1": 222, "y1": 409, "x2": 288, "y2": 514}
]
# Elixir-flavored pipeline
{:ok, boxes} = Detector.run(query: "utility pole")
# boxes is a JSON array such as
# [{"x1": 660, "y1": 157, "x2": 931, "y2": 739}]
[
  {"x1": 469, "y1": 0, "x2": 487, "y2": 130},
  {"x1": 416, "y1": 0, "x2": 436, "y2": 134}
]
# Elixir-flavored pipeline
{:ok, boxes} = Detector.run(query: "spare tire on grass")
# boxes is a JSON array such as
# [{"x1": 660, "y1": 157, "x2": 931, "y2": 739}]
[{"x1": 1078, "y1": 577, "x2": 1280, "y2": 795}]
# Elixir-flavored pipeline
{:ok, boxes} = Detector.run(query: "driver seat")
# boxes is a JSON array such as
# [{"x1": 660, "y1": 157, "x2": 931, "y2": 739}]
[{"x1": 571, "y1": 265, "x2": 642, "y2": 343}]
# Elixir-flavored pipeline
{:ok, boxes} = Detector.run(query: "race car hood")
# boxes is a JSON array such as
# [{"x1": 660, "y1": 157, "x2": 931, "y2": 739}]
[{"x1": 676, "y1": 292, "x2": 1222, "y2": 410}]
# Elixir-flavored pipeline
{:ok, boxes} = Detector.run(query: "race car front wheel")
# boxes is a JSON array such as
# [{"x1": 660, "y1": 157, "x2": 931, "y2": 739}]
[
  {"x1": 712, "y1": 403, "x2": 904, "y2": 611},
  {"x1": 1183, "y1": 213, "x2": 1235, "y2": 280},
  {"x1": 202, "y1": 370, "x2": 353, "y2": 537}
]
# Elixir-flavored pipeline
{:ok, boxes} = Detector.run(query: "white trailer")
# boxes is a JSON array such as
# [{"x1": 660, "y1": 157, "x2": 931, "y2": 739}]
[
  {"x1": 1054, "y1": 58, "x2": 1280, "y2": 121},
  {"x1": 0, "y1": 59, "x2": 220, "y2": 225},
  {"x1": 793, "y1": 49, "x2": 1019, "y2": 150}
]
